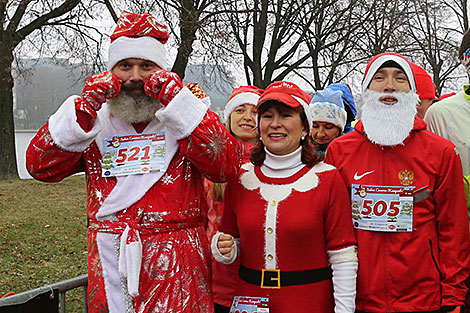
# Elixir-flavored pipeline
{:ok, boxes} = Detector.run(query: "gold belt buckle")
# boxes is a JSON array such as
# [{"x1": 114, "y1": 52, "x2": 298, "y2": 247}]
[{"x1": 261, "y1": 269, "x2": 281, "y2": 289}]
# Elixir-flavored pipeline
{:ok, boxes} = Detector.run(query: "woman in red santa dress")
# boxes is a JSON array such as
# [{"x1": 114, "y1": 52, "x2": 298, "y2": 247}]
[
  {"x1": 205, "y1": 85, "x2": 263, "y2": 313},
  {"x1": 212, "y1": 81, "x2": 358, "y2": 313}
]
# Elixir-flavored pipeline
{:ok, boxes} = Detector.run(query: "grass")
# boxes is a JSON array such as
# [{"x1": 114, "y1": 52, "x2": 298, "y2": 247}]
[{"x1": 0, "y1": 175, "x2": 88, "y2": 312}]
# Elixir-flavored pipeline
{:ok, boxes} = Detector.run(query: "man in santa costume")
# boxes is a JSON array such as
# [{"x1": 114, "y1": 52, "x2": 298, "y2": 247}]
[
  {"x1": 325, "y1": 52, "x2": 470, "y2": 313},
  {"x1": 26, "y1": 11, "x2": 243, "y2": 313}
]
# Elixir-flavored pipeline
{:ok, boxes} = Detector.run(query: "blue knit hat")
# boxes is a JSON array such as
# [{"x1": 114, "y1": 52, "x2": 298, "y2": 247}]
[
  {"x1": 325, "y1": 83, "x2": 357, "y2": 133},
  {"x1": 308, "y1": 89, "x2": 347, "y2": 131}
]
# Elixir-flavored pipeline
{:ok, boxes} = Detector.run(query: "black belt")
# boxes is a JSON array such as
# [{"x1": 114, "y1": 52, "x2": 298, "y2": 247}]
[{"x1": 239, "y1": 264, "x2": 332, "y2": 289}]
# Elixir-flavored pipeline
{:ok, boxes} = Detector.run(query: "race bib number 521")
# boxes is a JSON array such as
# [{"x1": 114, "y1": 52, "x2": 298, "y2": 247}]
[{"x1": 101, "y1": 132, "x2": 166, "y2": 177}]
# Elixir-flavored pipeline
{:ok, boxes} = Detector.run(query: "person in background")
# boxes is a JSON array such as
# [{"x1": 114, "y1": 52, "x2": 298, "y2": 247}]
[
  {"x1": 424, "y1": 29, "x2": 470, "y2": 211},
  {"x1": 325, "y1": 83, "x2": 357, "y2": 133},
  {"x1": 438, "y1": 92, "x2": 456, "y2": 101},
  {"x1": 308, "y1": 88, "x2": 348, "y2": 155},
  {"x1": 206, "y1": 85, "x2": 263, "y2": 313},
  {"x1": 26, "y1": 11, "x2": 242, "y2": 313},
  {"x1": 326, "y1": 52, "x2": 470, "y2": 313},
  {"x1": 410, "y1": 63, "x2": 436, "y2": 119},
  {"x1": 213, "y1": 81, "x2": 358, "y2": 313}
]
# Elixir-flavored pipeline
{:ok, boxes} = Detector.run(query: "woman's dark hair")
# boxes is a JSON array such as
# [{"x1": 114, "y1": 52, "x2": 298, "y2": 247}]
[{"x1": 250, "y1": 100, "x2": 323, "y2": 167}]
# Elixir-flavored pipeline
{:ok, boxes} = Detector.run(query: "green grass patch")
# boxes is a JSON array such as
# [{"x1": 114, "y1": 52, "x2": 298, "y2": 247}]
[{"x1": 0, "y1": 175, "x2": 88, "y2": 311}]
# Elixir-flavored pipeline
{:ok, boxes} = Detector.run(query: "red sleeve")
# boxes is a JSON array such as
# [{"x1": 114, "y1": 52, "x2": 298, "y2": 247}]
[
  {"x1": 177, "y1": 110, "x2": 243, "y2": 183},
  {"x1": 324, "y1": 169, "x2": 357, "y2": 251},
  {"x1": 26, "y1": 123, "x2": 85, "y2": 182},
  {"x1": 219, "y1": 178, "x2": 240, "y2": 238}
]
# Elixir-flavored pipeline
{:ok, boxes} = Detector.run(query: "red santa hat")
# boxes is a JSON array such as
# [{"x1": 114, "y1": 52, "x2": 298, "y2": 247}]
[
  {"x1": 108, "y1": 11, "x2": 169, "y2": 70},
  {"x1": 411, "y1": 63, "x2": 436, "y2": 100},
  {"x1": 256, "y1": 81, "x2": 313, "y2": 131},
  {"x1": 362, "y1": 52, "x2": 416, "y2": 93},
  {"x1": 223, "y1": 86, "x2": 263, "y2": 123}
]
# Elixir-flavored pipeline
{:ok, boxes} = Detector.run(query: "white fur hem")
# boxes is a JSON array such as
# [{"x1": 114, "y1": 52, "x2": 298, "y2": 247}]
[
  {"x1": 155, "y1": 87, "x2": 207, "y2": 140},
  {"x1": 96, "y1": 233, "x2": 127, "y2": 312},
  {"x1": 48, "y1": 95, "x2": 101, "y2": 152},
  {"x1": 328, "y1": 245, "x2": 358, "y2": 265},
  {"x1": 240, "y1": 161, "x2": 335, "y2": 203},
  {"x1": 211, "y1": 231, "x2": 238, "y2": 264}
]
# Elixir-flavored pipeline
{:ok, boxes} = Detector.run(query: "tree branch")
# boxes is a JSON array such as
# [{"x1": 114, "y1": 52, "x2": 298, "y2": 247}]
[{"x1": 17, "y1": 0, "x2": 80, "y2": 40}]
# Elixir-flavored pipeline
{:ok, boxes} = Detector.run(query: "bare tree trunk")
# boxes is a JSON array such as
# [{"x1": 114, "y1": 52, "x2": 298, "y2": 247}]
[
  {"x1": 0, "y1": 45, "x2": 18, "y2": 179},
  {"x1": 171, "y1": 0, "x2": 199, "y2": 79}
]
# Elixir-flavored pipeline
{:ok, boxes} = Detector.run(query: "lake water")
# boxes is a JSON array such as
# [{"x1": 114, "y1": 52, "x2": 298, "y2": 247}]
[{"x1": 15, "y1": 131, "x2": 37, "y2": 179}]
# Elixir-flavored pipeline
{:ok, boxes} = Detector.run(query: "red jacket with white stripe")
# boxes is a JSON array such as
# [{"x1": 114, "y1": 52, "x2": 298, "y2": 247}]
[{"x1": 325, "y1": 118, "x2": 470, "y2": 312}]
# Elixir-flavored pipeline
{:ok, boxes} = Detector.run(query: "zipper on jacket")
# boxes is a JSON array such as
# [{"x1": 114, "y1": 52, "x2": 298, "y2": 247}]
[
  {"x1": 382, "y1": 148, "x2": 391, "y2": 312},
  {"x1": 429, "y1": 239, "x2": 444, "y2": 280}
]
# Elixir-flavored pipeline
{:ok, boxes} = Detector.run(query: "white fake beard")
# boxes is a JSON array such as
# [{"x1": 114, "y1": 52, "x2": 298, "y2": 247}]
[
  {"x1": 360, "y1": 89, "x2": 419, "y2": 146},
  {"x1": 108, "y1": 89, "x2": 162, "y2": 124}
]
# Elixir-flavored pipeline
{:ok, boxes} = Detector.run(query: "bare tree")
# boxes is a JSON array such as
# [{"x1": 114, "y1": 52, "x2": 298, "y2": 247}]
[
  {"x1": 0, "y1": 0, "x2": 109, "y2": 179},
  {"x1": 211, "y1": 0, "x2": 318, "y2": 89},
  {"x1": 300, "y1": 0, "x2": 365, "y2": 90},
  {"x1": 405, "y1": 0, "x2": 462, "y2": 95}
]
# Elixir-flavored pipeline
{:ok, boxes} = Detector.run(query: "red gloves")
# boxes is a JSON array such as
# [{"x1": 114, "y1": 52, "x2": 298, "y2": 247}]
[
  {"x1": 75, "y1": 71, "x2": 121, "y2": 127},
  {"x1": 80, "y1": 71, "x2": 121, "y2": 111},
  {"x1": 144, "y1": 69, "x2": 183, "y2": 106}
]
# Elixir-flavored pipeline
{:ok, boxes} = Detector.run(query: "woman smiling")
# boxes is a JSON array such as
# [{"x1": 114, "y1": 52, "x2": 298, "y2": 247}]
[{"x1": 212, "y1": 81, "x2": 358, "y2": 313}]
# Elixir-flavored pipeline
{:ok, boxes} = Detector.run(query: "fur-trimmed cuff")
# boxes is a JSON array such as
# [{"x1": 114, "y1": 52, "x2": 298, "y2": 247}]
[
  {"x1": 328, "y1": 246, "x2": 358, "y2": 265},
  {"x1": 49, "y1": 95, "x2": 100, "y2": 152},
  {"x1": 211, "y1": 231, "x2": 238, "y2": 264},
  {"x1": 155, "y1": 87, "x2": 207, "y2": 140}
]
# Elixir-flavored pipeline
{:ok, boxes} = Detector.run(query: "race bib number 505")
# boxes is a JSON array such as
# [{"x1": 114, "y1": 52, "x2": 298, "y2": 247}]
[{"x1": 351, "y1": 184, "x2": 415, "y2": 232}]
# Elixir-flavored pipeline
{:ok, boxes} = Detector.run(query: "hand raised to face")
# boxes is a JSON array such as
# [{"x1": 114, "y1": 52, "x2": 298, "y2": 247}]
[{"x1": 144, "y1": 69, "x2": 183, "y2": 107}]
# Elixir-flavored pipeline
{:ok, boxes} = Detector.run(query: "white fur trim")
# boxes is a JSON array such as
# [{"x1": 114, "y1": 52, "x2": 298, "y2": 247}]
[
  {"x1": 240, "y1": 161, "x2": 335, "y2": 203},
  {"x1": 327, "y1": 246, "x2": 358, "y2": 265},
  {"x1": 48, "y1": 96, "x2": 179, "y2": 219},
  {"x1": 95, "y1": 105, "x2": 179, "y2": 219},
  {"x1": 362, "y1": 54, "x2": 416, "y2": 93},
  {"x1": 309, "y1": 101, "x2": 347, "y2": 130},
  {"x1": 155, "y1": 87, "x2": 208, "y2": 139},
  {"x1": 201, "y1": 96, "x2": 211, "y2": 108},
  {"x1": 331, "y1": 261, "x2": 358, "y2": 313},
  {"x1": 118, "y1": 225, "x2": 142, "y2": 297},
  {"x1": 223, "y1": 92, "x2": 260, "y2": 123},
  {"x1": 241, "y1": 161, "x2": 335, "y2": 269},
  {"x1": 211, "y1": 231, "x2": 239, "y2": 264},
  {"x1": 264, "y1": 198, "x2": 278, "y2": 269},
  {"x1": 48, "y1": 96, "x2": 101, "y2": 152},
  {"x1": 108, "y1": 36, "x2": 167, "y2": 70},
  {"x1": 96, "y1": 233, "x2": 127, "y2": 313}
]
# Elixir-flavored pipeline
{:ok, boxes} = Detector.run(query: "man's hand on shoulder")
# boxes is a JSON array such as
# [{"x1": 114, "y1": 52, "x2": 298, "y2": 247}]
[{"x1": 144, "y1": 69, "x2": 183, "y2": 106}]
